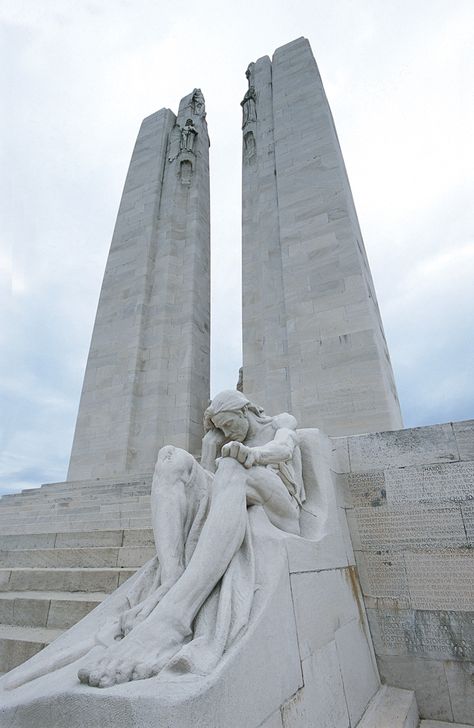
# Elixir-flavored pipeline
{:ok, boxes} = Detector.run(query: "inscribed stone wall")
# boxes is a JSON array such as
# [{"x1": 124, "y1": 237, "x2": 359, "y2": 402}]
[
  {"x1": 338, "y1": 420, "x2": 474, "y2": 724},
  {"x1": 242, "y1": 38, "x2": 402, "y2": 435}
]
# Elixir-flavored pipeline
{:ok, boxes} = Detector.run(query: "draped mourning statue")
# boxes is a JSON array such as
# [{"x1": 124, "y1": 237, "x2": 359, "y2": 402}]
[{"x1": 6, "y1": 390, "x2": 305, "y2": 690}]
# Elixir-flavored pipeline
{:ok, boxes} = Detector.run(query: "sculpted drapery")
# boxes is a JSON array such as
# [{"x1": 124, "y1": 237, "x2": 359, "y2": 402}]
[{"x1": 7, "y1": 390, "x2": 305, "y2": 690}]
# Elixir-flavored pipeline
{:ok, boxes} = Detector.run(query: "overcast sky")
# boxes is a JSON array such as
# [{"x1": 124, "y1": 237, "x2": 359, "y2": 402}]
[{"x1": 1, "y1": 0, "x2": 473, "y2": 494}]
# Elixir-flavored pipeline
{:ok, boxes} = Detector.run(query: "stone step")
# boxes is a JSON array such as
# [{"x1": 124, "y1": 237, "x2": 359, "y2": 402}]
[
  {"x1": 0, "y1": 492, "x2": 152, "y2": 511},
  {"x1": 0, "y1": 496, "x2": 150, "y2": 516},
  {"x1": 0, "y1": 504, "x2": 151, "y2": 521},
  {"x1": 0, "y1": 516, "x2": 152, "y2": 535},
  {"x1": 0, "y1": 480, "x2": 152, "y2": 502},
  {"x1": 0, "y1": 591, "x2": 106, "y2": 629},
  {"x1": 0, "y1": 493, "x2": 151, "y2": 509},
  {"x1": 0, "y1": 623, "x2": 64, "y2": 673},
  {"x1": 40, "y1": 475, "x2": 152, "y2": 490},
  {"x1": 357, "y1": 685, "x2": 418, "y2": 728},
  {"x1": 0, "y1": 567, "x2": 136, "y2": 593},
  {"x1": 420, "y1": 722, "x2": 474, "y2": 728},
  {"x1": 0, "y1": 528, "x2": 155, "y2": 550},
  {"x1": 0, "y1": 545, "x2": 155, "y2": 569},
  {"x1": 1, "y1": 491, "x2": 146, "y2": 503},
  {"x1": 0, "y1": 517, "x2": 152, "y2": 534}
]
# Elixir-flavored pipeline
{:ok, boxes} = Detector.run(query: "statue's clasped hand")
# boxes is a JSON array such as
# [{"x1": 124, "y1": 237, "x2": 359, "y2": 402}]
[{"x1": 221, "y1": 441, "x2": 260, "y2": 469}]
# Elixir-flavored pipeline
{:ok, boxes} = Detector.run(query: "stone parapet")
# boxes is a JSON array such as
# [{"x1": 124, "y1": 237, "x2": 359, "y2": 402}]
[{"x1": 338, "y1": 419, "x2": 474, "y2": 724}]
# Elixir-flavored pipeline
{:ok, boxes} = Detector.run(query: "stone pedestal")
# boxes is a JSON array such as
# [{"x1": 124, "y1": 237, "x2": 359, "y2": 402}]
[{"x1": 0, "y1": 431, "x2": 382, "y2": 728}]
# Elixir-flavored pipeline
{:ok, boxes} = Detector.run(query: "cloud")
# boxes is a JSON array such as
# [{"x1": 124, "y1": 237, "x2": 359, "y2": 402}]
[{"x1": 1, "y1": 0, "x2": 473, "y2": 494}]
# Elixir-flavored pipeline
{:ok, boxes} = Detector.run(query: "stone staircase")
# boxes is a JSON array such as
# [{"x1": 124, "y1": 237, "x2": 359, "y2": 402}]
[{"x1": 0, "y1": 475, "x2": 155, "y2": 673}]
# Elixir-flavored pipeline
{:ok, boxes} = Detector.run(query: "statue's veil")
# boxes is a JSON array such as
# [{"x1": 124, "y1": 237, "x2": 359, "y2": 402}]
[{"x1": 203, "y1": 389, "x2": 271, "y2": 432}]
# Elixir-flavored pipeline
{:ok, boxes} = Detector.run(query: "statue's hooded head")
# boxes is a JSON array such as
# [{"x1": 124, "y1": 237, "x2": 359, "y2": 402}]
[{"x1": 203, "y1": 390, "x2": 264, "y2": 442}]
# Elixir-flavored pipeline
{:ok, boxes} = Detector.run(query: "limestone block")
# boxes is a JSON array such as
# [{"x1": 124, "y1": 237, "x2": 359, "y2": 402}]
[
  {"x1": 0, "y1": 548, "x2": 121, "y2": 569},
  {"x1": 421, "y1": 722, "x2": 473, "y2": 728},
  {"x1": 348, "y1": 470, "x2": 386, "y2": 508},
  {"x1": 54, "y1": 531, "x2": 124, "y2": 548},
  {"x1": 0, "y1": 625, "x2": 63, "y2": 673},
  {"x1": 6, "y1": 568, "x2": 132, "y2": 594},
  {"x1": 346, "y1": 509, "x2": 363, "y2": 551},
  {"x1": 0, "y1": 598, "x2": 49, "y2": 628},
  {"x1": 0, "y1": 636, "x2": 45, "y2": 674},
  {"x1": 46, "y1": 599, "x2": 102, "y2": 630},
  {"x1": 0, "y1": 570, "x2": 11, "y2": 590},
  {"x1": 121, "y1": 529, "x2": 154, "y2": 546},
  {"x1": 384, "y1": 462, "x2": 474, "y2": 506},
  {"x1": 376, "y1": 654, "x2": 453, "y2": 721},
  {"x1": 290, "y1": 568, "x2": 360, "y2": 660},
  {"x1": 0, "y1": 534, "x2": 56, "y2": 550},
  {"x1": 404, "y1": 551, "x2": 474, "y2": 612},
  {"x1": 367, "y1": 607, "x2": 474, "y2": 662},
  {"x1": 259, "y1": 711, "x2": 283, "y2": 728},
  {"x1": 348, "y1": 424, "x2": 459, "y2": 473},
  {"x1": 285, "y1": 530, "x2": 349, "y2": 573},
  {"x1": 335, "y1": 618, "x2": 380, "y2": 725},
  {"x1": 118, "y1": 570, "x2": 135, "y2": 586},
  {"x1": 444, "y1": 660, "x2": 474, "y2": 725},
  {"x1": 357, "y1": 685, "x2": 419, "y2": 728},
  {"x1": 351, "y1": 503, "x2": 467, "y2": 550},
  {"x1": 128, "y1": 516, "x2": 152, "y2": 529},
  {"x1": 355, "y1": 551, "x2": 410, "y2": 605},
  {"x1": 333, "y1": 472, "x2": 353, "y2": 508},
  {"x1": 281, "y1": 640, "x2": 349, "y2": 727},
  {"x1": 453, "y1": 420, "x2": 474, "y2": 461},
  {"x1": 116, "y1": 546, "x2": 155, "y2": 568},
  {"x1": 337, "y1": 505, "x2": 356, "y2": 565},
  {"x1": 462, "y1": 502, "x2": 474, "y2": 546}
]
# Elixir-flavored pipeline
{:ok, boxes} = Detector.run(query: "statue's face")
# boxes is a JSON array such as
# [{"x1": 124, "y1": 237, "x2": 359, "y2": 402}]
[{"x1": 211, "y1": 410, "x2": 249, "y2": 442}]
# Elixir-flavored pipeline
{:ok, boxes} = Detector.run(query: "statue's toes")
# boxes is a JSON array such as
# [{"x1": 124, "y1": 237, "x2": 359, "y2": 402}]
[
  {"x1": 78, "y1": 666, "x2": 94, "y2": 684},
  {"x1": 98, "y1": 671, "x2": 117, "y2": 688},
  {"x1": 113, "y1": 659, "x2": 134, "y2": 685},
  {"x1": 131, "y1": 661, "x2": 153, "y2": 681},
  {"x1": 87, "y1": 669, "x2": 103, "y2": 687}
]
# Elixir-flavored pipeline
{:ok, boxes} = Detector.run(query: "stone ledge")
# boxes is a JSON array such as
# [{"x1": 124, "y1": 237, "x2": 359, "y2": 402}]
[{"x1": 357, "y1": 685, "x2": 418, "y2": 727}]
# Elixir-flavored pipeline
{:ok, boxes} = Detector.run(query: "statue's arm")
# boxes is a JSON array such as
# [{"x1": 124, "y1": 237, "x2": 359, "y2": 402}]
[
  {"x1": 252, "y1": 426, "x2": 298, "y2": 466},
  {"x1": 201, "y1": 428, "x2": 226, "y2": 473},
  {"x1": 221, "y1": 413, "x2": 298, "y2": 469}
]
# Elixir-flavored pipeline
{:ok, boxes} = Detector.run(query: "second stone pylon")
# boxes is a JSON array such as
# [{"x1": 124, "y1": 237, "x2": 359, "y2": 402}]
[
  {"x1": 241, "y1": 38, "x2": 402, "y2": 435},
  {"x1": 68, "y1": 90, "x2": 210, "y2": 481}
]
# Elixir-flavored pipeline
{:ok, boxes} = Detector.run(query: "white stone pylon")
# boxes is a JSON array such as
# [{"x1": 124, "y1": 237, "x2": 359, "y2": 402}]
[
  {"x1": 242, "y1": 38, "x2": 403, "y2": 435},
  {"x1": 68, "y1": 90, "x2": 210, "y2": 481}
]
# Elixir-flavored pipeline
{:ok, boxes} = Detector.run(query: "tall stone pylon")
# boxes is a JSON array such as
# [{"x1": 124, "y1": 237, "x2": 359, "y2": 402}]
[
  {"x1": 68, "y1": 90, "x2": 210, "y2": 481},
  {"x1": 242, "y1": 38, "x2": 402, "y2": 435}
]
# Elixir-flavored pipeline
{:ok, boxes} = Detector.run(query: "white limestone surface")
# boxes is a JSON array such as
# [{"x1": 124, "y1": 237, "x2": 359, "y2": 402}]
[
  {"x1": 68, "y1": 89, "x2": 210, "y2": 481},
  {"x1": 242, "y1": 38, "x2": 402, "y2": 436},
  {"x1": 340, "y1": 419, "x2": 474, "y2": 725},
  {"x1": 357, "y1": 685, "x2": 418, "y2": 728},
  {"x1": 0, "y1": 430, "x2": 380, "y2": 727},
  {"x1": 421, "y1": 723, "x2": 474, "y2": 728}
]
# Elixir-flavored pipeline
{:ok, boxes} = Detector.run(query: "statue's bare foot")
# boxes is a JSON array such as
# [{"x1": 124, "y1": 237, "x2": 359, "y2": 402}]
[
  {"x1": 118, "y1": 579, "x2": 179, "y2": 636},
  {"x1": 78, "y1": 614, "x2": 187, "y2": 688}
]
